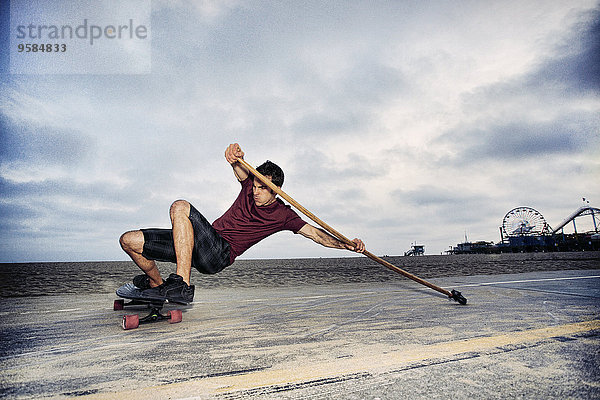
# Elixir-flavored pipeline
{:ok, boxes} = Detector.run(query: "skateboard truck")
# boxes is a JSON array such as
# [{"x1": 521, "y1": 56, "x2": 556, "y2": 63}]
[
  {"x1": 114, "y1": 299, "x2": 183, "y2": 330},
  {"x1": 450, "y1": 290, "x2": 467, "y2": 305}
]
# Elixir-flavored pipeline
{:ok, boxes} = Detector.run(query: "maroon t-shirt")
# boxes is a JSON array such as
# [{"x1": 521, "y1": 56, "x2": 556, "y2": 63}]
[{"x1": 212, "y1": 177, "x2": 307, "y2": 264}]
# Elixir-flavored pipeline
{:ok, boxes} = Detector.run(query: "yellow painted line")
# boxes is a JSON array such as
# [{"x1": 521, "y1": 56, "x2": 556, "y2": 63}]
[{"x1": 83, "y1": 319, "x2": 599, "y2": 400}]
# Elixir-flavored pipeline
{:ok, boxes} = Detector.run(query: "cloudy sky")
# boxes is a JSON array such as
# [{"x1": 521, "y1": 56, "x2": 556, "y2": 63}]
[{"x1": 1, "y1": 0, "x2": 599, "y2": 262}]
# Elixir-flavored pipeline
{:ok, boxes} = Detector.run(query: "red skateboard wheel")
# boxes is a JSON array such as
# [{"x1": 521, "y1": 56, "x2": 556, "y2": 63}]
[
  {"x1": 122, "y1": 314, "x2": 139, "y2": 330},
  {"x1": 168, "y1": 309, "x2": 182, "y2": 324},
  {"x1": 114, "y1": 299, "x2": 124, "y2": 311}
]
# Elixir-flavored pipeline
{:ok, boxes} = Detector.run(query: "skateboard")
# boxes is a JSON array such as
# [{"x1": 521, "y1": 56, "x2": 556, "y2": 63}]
[{"x1": 114, "y1": 283, "x2": 185, "y2": 330}]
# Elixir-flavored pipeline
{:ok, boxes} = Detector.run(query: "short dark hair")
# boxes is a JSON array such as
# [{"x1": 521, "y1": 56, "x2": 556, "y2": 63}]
[{"x1": 256, "y1": 160, "x2": 284, "y2": 187}]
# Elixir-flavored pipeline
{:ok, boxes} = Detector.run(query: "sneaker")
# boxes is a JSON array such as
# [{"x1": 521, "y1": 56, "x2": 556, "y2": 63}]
[
  {"x1": 139, "y1": 273, "x2": 195, "y2": 304},
  {"x1": 133, "y1": 274, "x2": 151, "y2": 290}
]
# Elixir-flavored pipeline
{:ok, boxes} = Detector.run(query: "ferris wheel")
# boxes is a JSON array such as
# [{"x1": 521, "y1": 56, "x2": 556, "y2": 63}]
[{"x1": 502, "y1": 207, "x2": 551, "y2": 237}]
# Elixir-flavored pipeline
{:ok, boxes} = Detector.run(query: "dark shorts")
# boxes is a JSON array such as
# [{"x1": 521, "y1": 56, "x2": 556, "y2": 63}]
[{"x1": 141, "y1": 204, "x2": 231, "y2": 274}]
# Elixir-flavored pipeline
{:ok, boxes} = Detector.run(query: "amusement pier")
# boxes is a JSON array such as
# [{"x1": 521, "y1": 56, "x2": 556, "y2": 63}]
[{"x1": 447, "y1": 204, "x2": 600, "y2": 254}]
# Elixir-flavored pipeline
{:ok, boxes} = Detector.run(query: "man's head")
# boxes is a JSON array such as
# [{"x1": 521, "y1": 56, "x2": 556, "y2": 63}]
[
  {"x1": 256, "y1": 160, "x2": 284, "y2": 187},
  {"x1": 252, "y1": 160, "x2": 284, "y2": 207}
]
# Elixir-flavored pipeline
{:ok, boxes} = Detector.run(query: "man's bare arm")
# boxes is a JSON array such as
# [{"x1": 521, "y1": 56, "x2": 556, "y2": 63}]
[
  {"x1": 298, "y1": 224, "x2": 365, "y2": 253},
  {"x1": 224, "y1": 143, "x2": 249, "y2": 181}
]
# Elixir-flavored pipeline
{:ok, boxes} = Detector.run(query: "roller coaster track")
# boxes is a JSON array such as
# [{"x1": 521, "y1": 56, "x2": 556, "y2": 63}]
[{"x1": 551, "y1": 206, "x2": 600, "y2": 234}]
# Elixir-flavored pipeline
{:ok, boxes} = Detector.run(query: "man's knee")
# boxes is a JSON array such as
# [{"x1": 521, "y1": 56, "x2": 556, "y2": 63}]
[
  {"x1": 120, "y1": 230, "x2": 144, "y2": 253},
  {"x1": 170, "y1": 200, "x2": 191, "y2": 219}
]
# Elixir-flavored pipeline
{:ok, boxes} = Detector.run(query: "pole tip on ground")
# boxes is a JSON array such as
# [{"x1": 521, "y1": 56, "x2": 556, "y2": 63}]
[{"x1": 450, "y1": 289, "x2": 467, "y2": 305}]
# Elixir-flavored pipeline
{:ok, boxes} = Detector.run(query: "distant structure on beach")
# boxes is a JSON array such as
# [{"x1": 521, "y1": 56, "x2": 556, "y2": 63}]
[
  {"x1": 404, "y1": 243, "x2": 425, "y2": 256},
  {"x1": 448, "y1": 204, "x2": 600, "y2": 254}
]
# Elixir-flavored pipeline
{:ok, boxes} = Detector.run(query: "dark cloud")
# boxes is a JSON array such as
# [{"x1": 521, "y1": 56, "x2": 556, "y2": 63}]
[
  {"x1": 395, "y1": 186, "x2": 474, "y2": 207},
  {"x1": 0, "y1": 0, "x2": 8, "y2": 73},
  {"x1": 436, "y1": 8, "x2": 600, "y2": 164},
  {"x1": 194, "y1": 2, "x2": 388, "y2": 69},
  {"x1": 0, "y1": 177, "x2": 139, "y2": 229},
  {"x1": 341, "y1": 61, "x2": 407, "y2": 106},
  {"x1": 440, "y1": 112, "x2": 597, "y2": 162},
  {"x1": 291, "y1": 149, "x2": 388, "y2": 184},
  {"x1": 0, "y1": 174, "x2": 133, "y2": 202},
  {"x1": 391, "y1": 185, "x2": 506, "y2": 228},
  {"x1": 0, "y1": 175, "x2": 154, "y2": 262},
  {"x1": 0, "y1": 200, "x2": 40, "y2": 234},
  {"x1": 0, "y1": 116, "x2": 93, "y2": 167},
  {"x1": 290, "y1": 61, "x2": 406, "y2": 136},
  {"x1": 541, "y1": 8, "x2": 600, "y2": 92},
  {"x1": 291, "y1": 111, "x2": 366, "y2": 135}
]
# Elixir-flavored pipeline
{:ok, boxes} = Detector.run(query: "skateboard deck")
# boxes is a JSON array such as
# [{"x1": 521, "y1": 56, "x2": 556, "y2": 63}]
[{"x1": 114, "y1": 283, "x2": 183, "y2": 330}]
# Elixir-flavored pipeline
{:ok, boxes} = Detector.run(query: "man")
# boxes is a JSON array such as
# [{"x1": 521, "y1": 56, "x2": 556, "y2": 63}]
[{"x1": 119, "y1": 143, "x2": 365, "y2": 303}]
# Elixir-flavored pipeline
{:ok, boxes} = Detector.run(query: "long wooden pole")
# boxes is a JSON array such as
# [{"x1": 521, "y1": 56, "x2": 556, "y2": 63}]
[{"x1": 237, "y1": 157, "x2": 466, "y2": 303}]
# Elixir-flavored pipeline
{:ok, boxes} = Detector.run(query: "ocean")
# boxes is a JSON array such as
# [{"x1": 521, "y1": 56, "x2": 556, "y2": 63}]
[{"x1": 1, "y1": 252, "x2": 599, "y2": 298}]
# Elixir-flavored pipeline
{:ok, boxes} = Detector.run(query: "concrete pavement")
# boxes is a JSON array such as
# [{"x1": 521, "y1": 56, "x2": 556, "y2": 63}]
[{"x1": 1, "y1": 269, "x2": 599, "y2": 399}]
